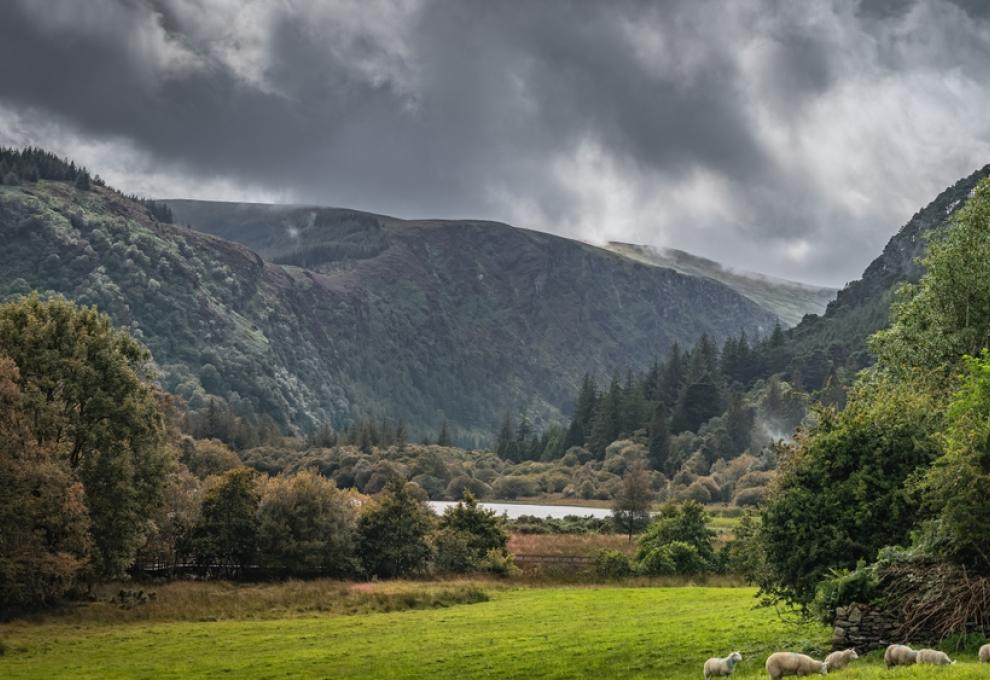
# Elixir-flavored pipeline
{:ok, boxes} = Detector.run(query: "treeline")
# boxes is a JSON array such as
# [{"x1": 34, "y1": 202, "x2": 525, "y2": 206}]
[
  {"x1": 0, "y1": 146, "x2": 174, "y2": 225},
  {"x1": 0, "y1": 146, "x2": 103, "y2": 189},
  {"x1": 184, "y1": 399, "x2": 282, "y2": 451},
  {"x1": 0, "y1": 293, "x2": 517, "y2": 608},
  {"x1": 497, "y1": 329, "x2": 807, "y2": 475}
]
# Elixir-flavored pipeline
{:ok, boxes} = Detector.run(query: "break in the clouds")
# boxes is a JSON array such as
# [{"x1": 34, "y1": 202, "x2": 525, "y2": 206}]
[{"x1": 2, "y1": 1, "x2": 990, "y2": 286}]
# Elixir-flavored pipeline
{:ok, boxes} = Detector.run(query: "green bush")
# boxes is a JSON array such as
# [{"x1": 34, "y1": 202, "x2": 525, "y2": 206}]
[
  {"x1": 637, "y1": 546, "x2": 675, "y2": 575},
  {"x1": 595, "y1": 549, "x2": 632, "y2": 578},
  {"x1": 477, "y1": 548, "x2": 516, "y2": 577},
  {"x1": 810, "y1": 562, "x2": 878, "y2": 625}
]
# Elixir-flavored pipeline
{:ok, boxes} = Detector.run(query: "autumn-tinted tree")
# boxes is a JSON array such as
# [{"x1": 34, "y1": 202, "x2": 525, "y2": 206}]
[
  {"x1": 0, "y1": 294, "x2": 169, "y2": 578},
  {"x1": 0, "y1": 357, "x2": 91, "y2": 606}
]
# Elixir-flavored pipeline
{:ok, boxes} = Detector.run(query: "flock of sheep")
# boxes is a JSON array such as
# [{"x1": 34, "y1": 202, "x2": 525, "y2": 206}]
[{"x1": 702, "y1": 642, "x2": 990, "y2": 678}]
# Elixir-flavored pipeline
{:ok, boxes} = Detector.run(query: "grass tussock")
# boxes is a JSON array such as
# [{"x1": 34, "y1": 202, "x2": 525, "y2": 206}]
[{"x1": 7, "y1": 579, "x2": 495, "y2": 627}]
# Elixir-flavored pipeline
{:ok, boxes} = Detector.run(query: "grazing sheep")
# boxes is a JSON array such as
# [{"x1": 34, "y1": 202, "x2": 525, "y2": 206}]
[
  {"x1": 980, "y1": 643, "x2": 990, "y2": 663},
  {"x1": 704, "y1": 651, "x2": 743, "y2": 679},
  {"x1": 823, "y1": 649, "x2": 858, "y2": 671},
  {"x1": 765, "y1": 652, "x2": 828, "y2": 679},
  {"x1": 916, "y1": 649, "x2": 953, "y2": 665},
  {"x1": 884, "y1": 644, "x2": 918, "y2": 668}
]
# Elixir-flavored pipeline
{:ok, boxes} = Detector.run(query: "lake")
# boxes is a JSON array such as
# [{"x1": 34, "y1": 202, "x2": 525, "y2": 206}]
[{"x1": 427, "y1": 500, "x2": 612, "y2": 519}]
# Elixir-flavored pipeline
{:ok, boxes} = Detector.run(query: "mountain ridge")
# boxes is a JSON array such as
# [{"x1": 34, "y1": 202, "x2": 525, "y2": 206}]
[{"x1": 0, "y1": 172, "x2": 775, "y2": 440}]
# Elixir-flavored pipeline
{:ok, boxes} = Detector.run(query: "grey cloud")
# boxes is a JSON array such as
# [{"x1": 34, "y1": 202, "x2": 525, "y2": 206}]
[{"x1": 1, "y1": 0, "x2": 990, "y2": 286}]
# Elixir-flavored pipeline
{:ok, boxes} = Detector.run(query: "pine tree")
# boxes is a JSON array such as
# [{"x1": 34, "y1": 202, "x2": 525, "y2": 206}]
[
  {"x1": 648, "y1": 402, "x2": 671, "y2": 472},
  {"x1": 495, "y1": 413, "x2": 515, "y2": 459},
  {"x1": 437, "y1": 419, "x2": 452, "y2": 447},
  {"x1": 658, "y1": 343, "x2": 685, "y2": 407},
  {"x1": 588, "y1": 376, "x2": 622, "y2": 456},
  {"x1": 724, "y1": 391, "x2": 754, "y2": 455},
  {"x1": 564, "y1": 374, "x2": 597, "y2": 449}
]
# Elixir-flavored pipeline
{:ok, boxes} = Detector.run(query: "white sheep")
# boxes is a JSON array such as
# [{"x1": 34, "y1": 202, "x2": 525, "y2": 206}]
[
  {"x1": 883, "y1": 644, "x2": 917, "y2": 668},
  {"x1": 704, "y1": 651, "x2": 743, "y2": 679},
  {"x1": 979, "y1": 643, "x2": 990, "y2": 663},
  {"x1": 765, "y1": 652, "x2": 828, "y2": 679},
  {"x1": 916, "y1": 648, "x2": 954, "y2": 665},
  {"x1": 823, "y1": 648, "x2": 858, "y2": 671}
]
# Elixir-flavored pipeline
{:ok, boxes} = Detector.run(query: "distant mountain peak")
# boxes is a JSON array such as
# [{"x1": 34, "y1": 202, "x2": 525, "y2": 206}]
[{"x1": 602, "y1": 241, "x2": 836, "y2": 327}]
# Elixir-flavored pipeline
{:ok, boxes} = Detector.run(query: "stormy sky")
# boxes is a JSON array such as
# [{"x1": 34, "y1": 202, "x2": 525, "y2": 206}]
[{"x1": 2, "y1": 1, "x2": 990, "y2": 287}]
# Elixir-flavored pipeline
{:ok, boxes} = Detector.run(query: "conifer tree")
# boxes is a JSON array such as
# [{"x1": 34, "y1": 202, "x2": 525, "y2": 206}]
[
  {"x1": 564, "y1": 374, "x2": 597, "y2": 448},
  {"x1": 648, "y1": 402, "x2": 671, "y2": 472}
]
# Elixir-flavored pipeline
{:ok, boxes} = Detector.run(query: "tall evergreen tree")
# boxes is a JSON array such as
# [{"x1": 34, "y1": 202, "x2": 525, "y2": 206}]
[
  {"x1": 588, "y1": 376, "x2": 622, "y2": 456},
  {"x1": 437, "y1": 419, "x2": 452, "y2": 447},
  {"x1": 648, "y1": 402, "x2": 671, "y2": 473},
  {"x1": 564, "y1": 374, "x2": 598, "y2": 449},
  {"x1": 659, "y1": 342, "x2": 686, "y2": 407}
]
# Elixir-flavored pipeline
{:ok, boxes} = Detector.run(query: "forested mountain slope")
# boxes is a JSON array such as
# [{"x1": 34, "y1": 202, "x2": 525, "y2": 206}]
[
  {"x1": 0, "y1": 171, "x2": 775, "y2": 440},
  {"x1": 760, "y1": 164, "x2": 990, "y2": 389}
]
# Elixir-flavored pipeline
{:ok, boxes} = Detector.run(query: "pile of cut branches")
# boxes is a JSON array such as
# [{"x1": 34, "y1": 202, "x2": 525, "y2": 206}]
[{"x1": 876, "y1": 559, "x2": 990, "y2": 641}]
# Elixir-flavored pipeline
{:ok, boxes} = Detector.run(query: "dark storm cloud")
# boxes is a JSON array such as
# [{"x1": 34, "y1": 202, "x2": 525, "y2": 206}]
[{"x1": 2, "y1": 0, "x2": 990, "y2": 286}]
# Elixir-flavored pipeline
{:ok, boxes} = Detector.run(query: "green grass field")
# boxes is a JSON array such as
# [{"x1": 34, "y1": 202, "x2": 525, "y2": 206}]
[{"x1": 1, "y1": 584, "x2": 987, "y2": 679}]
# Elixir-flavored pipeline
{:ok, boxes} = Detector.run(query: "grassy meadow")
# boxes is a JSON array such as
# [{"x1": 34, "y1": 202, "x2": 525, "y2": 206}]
[{"x1": 0, "y1": 581, "x2": 937, "y2": 680}]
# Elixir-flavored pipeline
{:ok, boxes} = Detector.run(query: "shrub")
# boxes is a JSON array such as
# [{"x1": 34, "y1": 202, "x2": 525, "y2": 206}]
[
  {"x1": 732, "y1": 486, "x2": 766, "y2": 507},
  {"x1": 811, "y1": 563, "x2": 878, "y2": 625},
  {"x1": 637, "y1": 501, "x2": 716, "y2": 567},
  {"x1": 477, "y1": 548, "x2": 516, "y2": 577},
  {"x1": 595, "y1": 549, "x2": 632, "y2": 578},
  {"x1": 637, "y1": 546, "x2": 676, "y2": 575}
]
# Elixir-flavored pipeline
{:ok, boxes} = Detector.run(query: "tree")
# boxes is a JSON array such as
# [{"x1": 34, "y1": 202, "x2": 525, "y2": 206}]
[
  {"x1": 256, "y1": 471, "x2": 358, "y2": 575},
  {"x1": 357, "y1": 477, "x2": 435, "y2": 578},
  {"x1": 564, "y1": 374, "x2": 597, "y2": 448},
  {"x1": 434, "y1": 491, "x2": 509, "y2": 572},
  {"x1": 0, "y1": 357, "x2": 91, "y2": 607},
  {"x1": 495, "y1": 413, "x2": 516, "y2": 460},
  {"x1": 587, "y1": 376, "x2": 621, "y2": 456},
  {"x1": 74, "y1": 171, "x2": 91, "y2": 191},
  {"x1": 671, "y1": 380, "x2": 722, "y2": 433},
  {"x1": 919, "y1": 351, "x2": 990, "y2": 572},
  {"x1": 724, "y1": 392, "x2": 754, "y2": 455},
  {"x1": 0, "y1": 294, "x2": 170, "y2": 578},
  {"x1": 612, "y1": 463, "x2": 654, "y2": 540},
  {"x1": 871, "y1": 177, "x2": 990, "y2": 383},
  {"x1": 192, "y1": 467, "x2": 260, "y2": 570},
  {"x1": 658, "y1": 343, "x2": 686, "y2": 407},
  {"x1": 436, "y1": 419, "x2": 452, "y2": 447},
  {"x1": 647, "y1": 402, "x2": 671, "y2": 472},
  {"x1": 179, "y1": 438, "x2": 241, "y2": 479},
  {"x1": 759, "y1": 377, "x2": 941, "y2": 606}
]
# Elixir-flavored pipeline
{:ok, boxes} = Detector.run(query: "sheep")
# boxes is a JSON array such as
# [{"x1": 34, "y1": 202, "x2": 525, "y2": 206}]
[
  {"x1": 704, "y1": 651, "x2": 743, "y2": 679},
  {"x1": 823, "y1": 648, "x2": 858, "y2": 671},
  {"x1": 916, "y1": 649, "x2": 953, "y2": 665},
  {"x1": 883, "y1": 644, "x2": 917, "y2": 668},
  {"x1": 765, "y1": 652, "x2": 828, "y2": 679},
  {"x1": 980, "y1": 643, "x2": 990, "y2": 663}
]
